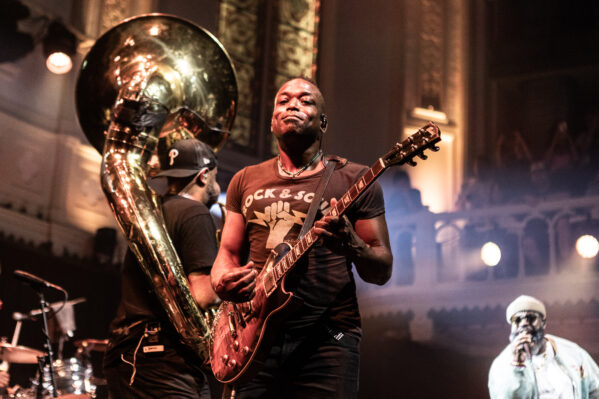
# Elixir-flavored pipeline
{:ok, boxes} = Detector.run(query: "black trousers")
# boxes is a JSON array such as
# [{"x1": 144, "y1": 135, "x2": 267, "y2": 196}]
[
  {"x1": 104, "y1": 324, "x2": 222, "y2": 399},
  {"x1": 232, "y1": 324, "x2": 361, "y2": 399}
]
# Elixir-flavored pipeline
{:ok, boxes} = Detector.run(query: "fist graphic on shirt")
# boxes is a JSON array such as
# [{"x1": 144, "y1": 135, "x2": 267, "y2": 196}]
[{"x1": 248, "y1": 201, "x2": 305, "y2": 248}]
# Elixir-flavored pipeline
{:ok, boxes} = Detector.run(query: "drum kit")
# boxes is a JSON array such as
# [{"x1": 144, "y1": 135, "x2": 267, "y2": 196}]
[
  {"x1": 0, "y1": 339, "x2": 107, "y2": 398},
  {"x1": 2, "y1": 271, "x2": 108, "y2": 399}
]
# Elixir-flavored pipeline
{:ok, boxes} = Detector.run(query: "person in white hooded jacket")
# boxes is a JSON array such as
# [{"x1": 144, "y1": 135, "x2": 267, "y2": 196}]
[{"x1": 489, "y1": 295, "x2": 599, "y2": 398}]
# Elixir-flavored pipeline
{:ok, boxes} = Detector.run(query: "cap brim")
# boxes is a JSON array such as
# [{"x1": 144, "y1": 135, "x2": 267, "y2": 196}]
[{"x1": 152, "y1": 169, "x2": 200, "y2": 178}]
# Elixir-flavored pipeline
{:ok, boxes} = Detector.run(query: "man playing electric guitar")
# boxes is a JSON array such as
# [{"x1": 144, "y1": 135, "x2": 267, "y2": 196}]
[{"x1": 210, "y1": 77, "x2": 393, "y2": 398}]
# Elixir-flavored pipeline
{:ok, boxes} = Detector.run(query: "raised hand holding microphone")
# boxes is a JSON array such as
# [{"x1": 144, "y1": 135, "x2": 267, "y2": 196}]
[{"x1": 511, "y1": 330, "x2": 532, "y2": 367}]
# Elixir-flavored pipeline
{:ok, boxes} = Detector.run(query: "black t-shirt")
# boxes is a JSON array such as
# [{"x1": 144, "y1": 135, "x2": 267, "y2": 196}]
[
  {"x1": 107, "y1": 194, "x2": 217, "y2": 338},
  {"x1": 226, "y1": 157, "x2": 385, "y2": 334}
]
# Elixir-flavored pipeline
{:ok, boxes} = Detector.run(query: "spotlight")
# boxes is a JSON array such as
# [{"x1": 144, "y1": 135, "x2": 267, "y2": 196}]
[
  {"x1": 481, "y1": 241, "x2": 501, "y2": 267},
  {"x1": 575, "y1": 234, "x2": 599, "y2": 259},
  {"x1": 42, "y1": 21, "x2": 77, "y2": 74}
]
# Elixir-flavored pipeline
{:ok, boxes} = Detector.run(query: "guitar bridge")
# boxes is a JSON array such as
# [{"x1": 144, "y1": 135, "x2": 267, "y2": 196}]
[
  {"x1": 227, "y1": 311, "x2": 237, "y2": 338},
  {"x1": 232, "y1": 303, "x2": 247, "y2": 327}
]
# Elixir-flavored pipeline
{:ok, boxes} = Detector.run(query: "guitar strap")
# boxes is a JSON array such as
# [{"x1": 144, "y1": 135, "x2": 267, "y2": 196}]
[{"x1": 297, "y1": 157, "x2": 339, "y2": 239}]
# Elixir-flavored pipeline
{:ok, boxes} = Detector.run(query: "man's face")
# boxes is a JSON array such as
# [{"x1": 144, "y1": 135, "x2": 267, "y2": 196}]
[
  {"x1": 270, "y1": 79, "x2": 325, "y2": 141},
  {"x1": 509, "y1": 311, "x2": 546, "y2": 351}
]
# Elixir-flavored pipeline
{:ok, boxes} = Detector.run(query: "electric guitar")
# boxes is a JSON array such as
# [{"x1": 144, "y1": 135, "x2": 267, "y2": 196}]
[{"x1": 209, "y1": 122, "x2": 441, "y2": 384}]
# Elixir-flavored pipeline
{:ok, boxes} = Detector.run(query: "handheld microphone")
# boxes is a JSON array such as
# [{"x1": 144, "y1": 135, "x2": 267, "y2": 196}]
[
  {"x1": 13, "y1": 270, "x2": 63, "y2": 291},
  {"x1": 517, "y1": 340, "x2": 532, "y2": 364}
]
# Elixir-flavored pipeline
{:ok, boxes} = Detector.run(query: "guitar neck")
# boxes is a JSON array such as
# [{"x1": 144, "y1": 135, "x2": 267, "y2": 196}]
[{"x1": 269, "y1": 159, "x2": 387, "y2": 284}]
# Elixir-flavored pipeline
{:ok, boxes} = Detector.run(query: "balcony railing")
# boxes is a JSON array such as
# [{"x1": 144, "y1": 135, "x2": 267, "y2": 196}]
[{"x1": 357, "y1": 195, "x2": 599, "y2": 341}]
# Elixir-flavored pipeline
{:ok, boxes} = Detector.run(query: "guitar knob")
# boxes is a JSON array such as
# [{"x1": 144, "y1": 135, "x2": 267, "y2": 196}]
[
  {"x1": 241, "y1": 346, "x2": 250, "y2": 355},
  {"x1": 233, "y1": 341, "x2": 240, "y2": 351},
  {"x1": 221, "y1": 354, "x2": 229, "y2": 365},
  {"x1": 230, "y1": 359, "x2": 237, "y2": 368}
]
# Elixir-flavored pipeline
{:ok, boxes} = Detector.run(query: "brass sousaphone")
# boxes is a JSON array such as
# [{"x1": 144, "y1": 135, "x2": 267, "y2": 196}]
[{"x1": 75, "y1": 14, "x2": 237, "y2": 365}]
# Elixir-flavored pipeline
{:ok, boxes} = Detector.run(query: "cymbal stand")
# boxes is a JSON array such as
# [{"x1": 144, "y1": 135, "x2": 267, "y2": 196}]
[{"x1": 35, "y1": 291, "x2": 57, "y2": 398}]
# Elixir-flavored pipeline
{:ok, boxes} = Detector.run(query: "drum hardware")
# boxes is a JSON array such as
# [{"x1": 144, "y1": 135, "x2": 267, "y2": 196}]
[
  {"x1": 72, "y1": 340, "x2": 107, "y2": 354},
  {"x1": 13, "y1": 269, "x2": 71, "y2": 398},
  {"x1": 6, "y1": 272, "x2": 96, "y2": 398},
  {"x1": 13, "y1": 298, "x2": 87, "y2": 322}
]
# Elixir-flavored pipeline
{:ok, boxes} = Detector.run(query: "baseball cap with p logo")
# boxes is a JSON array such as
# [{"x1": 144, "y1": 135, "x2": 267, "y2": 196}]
[{"x1": 154, "y1": 139, "x2": 217, "y2": 178}]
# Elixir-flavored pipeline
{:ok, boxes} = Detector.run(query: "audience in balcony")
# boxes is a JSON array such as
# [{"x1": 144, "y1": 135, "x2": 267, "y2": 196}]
[
  {"x1": 495, "y1": 129, "x2": 533, "y2": 203},
  {"x1": 456, "y1": 114, "x2": 599, "y2": 212},
  {"x1": 521, "y1": 161, "x2": 571, "y2": 205},
  {"x1": 544, "y1": 121, "x2": 578, "y2": 175},
  {"x1": 544, "y1": 120, "x2": 586, "y2": 196},
  {"x1": 455, "y1": 155, "x2": 501, "y2": 210}
]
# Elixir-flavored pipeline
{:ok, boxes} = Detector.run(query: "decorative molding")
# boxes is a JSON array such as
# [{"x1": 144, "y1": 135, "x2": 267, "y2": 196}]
[
  {"x1": 274, "y1": 0, "x2": 320, "y2": 81},
  {"x1": 218, "y1": 1, "x2": 260, "y2": 149},
  {"x1": 419, "y1": 0, "x2": 445, "y2": 110},
  {"x1": 445, "y1": 0, "x2": 465, "y2": 123},
  {"x1": 0, "y1": 109, "x2": 116, "y2": 244}
]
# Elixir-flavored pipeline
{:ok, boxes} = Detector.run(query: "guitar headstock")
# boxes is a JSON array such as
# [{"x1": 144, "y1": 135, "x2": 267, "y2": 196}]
[{"x1": 382, "y1": 121, "x2": 441, "y2": 167}]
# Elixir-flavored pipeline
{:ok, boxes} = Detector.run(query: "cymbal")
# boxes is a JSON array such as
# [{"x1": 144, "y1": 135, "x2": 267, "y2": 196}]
[
  {"x1": 74, "y1": 338, "x2": 108, "y2": 352},
  {"x1": 0, "y1": 342, "x2": 44, "y2": 364}
]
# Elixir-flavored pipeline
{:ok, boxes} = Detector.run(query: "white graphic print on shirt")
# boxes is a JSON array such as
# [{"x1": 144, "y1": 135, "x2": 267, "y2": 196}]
[
  {"x1": 248, "y1": 200, "x2": 306, "y2": 249},
  {"x1": 244, "y1": 187, "x2": 325, "y2": 250}
]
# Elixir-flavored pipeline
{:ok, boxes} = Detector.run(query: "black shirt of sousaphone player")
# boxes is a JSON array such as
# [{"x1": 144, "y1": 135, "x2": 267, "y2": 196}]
[{"x1": 104, "y1": 139, "x2": 222, "y2": 399}]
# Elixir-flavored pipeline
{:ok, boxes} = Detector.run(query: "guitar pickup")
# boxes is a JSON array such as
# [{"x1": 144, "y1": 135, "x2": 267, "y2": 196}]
[{"x1": 263, "y1": 270, "x2": 277, "y2": 297}]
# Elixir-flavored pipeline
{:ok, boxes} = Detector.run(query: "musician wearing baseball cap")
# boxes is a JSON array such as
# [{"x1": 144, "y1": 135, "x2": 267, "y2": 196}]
[
  {"x1": 488, "y1": 295, "x2": 599, "y2": 398},
  {"x1": 104, "y1": 138, "x2": 222, "y2": 398}
]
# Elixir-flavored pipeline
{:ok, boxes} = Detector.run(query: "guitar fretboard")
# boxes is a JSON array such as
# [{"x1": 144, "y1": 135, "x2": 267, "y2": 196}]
[{"x1": 268, "y1": 159, "x2": 387, "y2": 284}]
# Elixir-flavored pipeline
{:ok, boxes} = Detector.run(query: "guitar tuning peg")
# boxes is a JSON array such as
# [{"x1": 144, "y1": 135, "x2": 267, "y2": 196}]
[
  {"x1": 407, "y1": 159, "x2": 417, "y2": 167},
  {"x1": 418, "y1": 153, "x2": 428, "y2": 160},
  {"x1": 432, "y1": 145, "x2": 440, "y2": 152}
]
